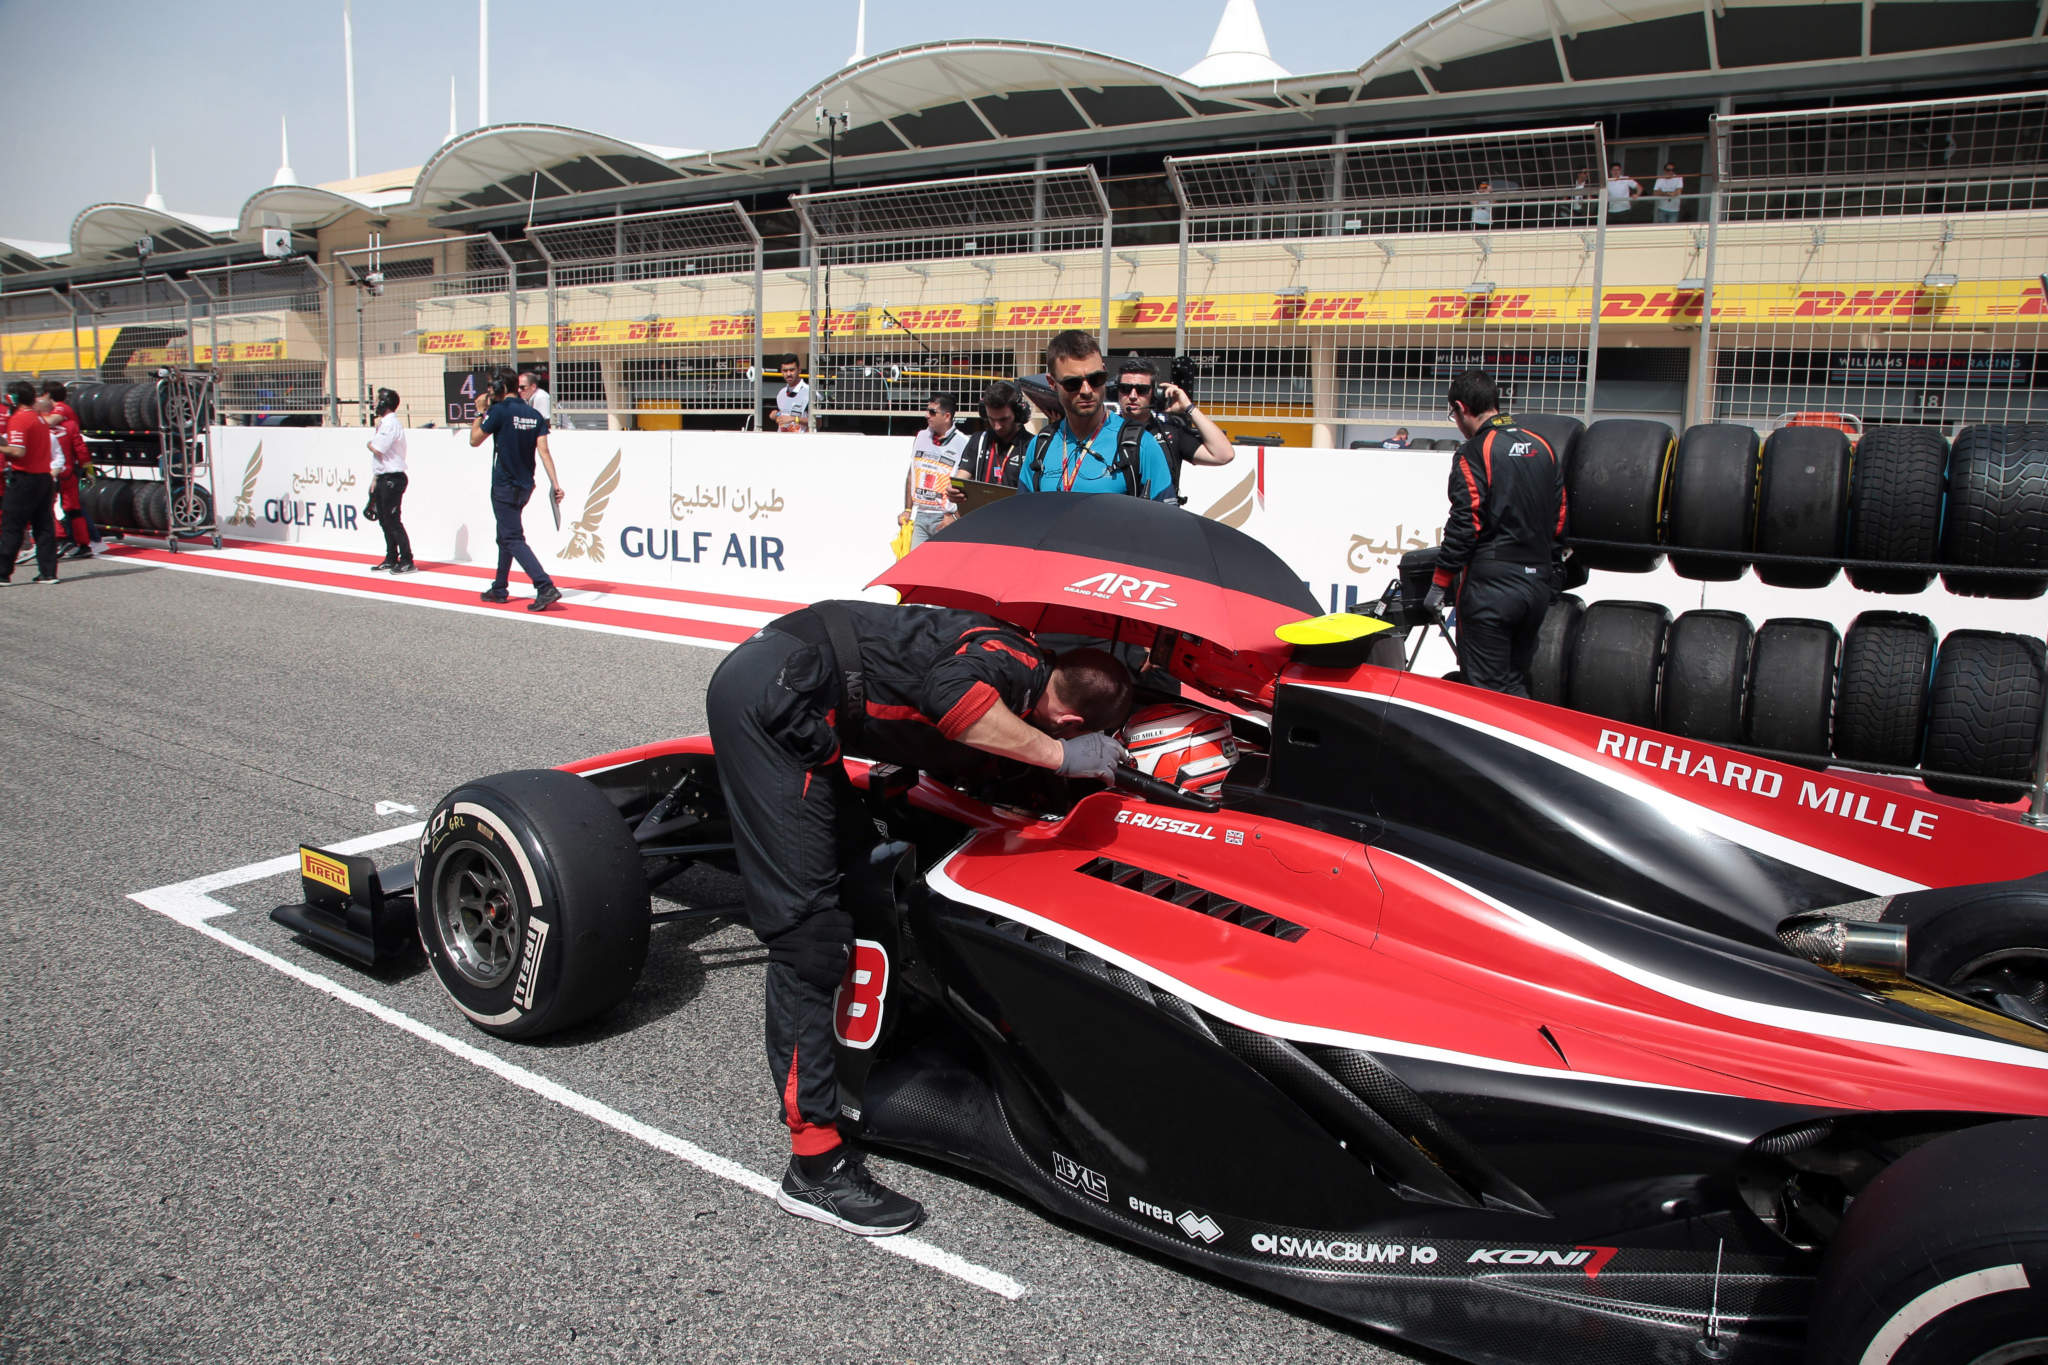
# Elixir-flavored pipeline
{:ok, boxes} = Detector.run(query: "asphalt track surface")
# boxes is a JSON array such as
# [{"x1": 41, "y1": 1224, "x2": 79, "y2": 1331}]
[{"x1": 0, "y1": 546, "x2": 1437, "y2": 1365}]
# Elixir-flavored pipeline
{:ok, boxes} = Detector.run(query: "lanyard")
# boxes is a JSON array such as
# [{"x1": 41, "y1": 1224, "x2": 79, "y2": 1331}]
[{"x1": 1059, "y1": 425, "x2": 1107, "y2": 492}]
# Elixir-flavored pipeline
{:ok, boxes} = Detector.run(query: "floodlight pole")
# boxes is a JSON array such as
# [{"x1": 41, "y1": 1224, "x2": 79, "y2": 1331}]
[{"x1": 816, "y1": 105, "x2": 849, "y2": 432}]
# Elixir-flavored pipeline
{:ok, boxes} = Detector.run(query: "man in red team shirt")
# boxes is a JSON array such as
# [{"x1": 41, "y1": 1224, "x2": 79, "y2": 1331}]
[
  {"x1": 43, "y1": 382, "x2": 91, "y2": 558},
  {"x1": 0, "y1": 380, "x2": 62, "y2": 583}
]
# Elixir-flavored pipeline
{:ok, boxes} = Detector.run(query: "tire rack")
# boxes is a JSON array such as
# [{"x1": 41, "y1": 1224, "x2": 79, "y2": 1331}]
[{"x1": 96, "y1": 370, "x2": 222, "y2": 554}]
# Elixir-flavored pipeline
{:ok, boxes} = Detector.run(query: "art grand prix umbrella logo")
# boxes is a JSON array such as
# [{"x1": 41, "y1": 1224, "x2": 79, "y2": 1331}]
[
  {"x1": 226, "y1": 442, "x2": 262, "y2": 526},
  {"x1": 559, "y1": 450, "x2": 622, "y2": 562}
]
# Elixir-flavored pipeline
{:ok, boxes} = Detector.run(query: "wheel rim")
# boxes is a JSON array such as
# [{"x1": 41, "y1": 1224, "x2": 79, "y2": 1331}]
[
  {"x1": 433, "y1": 843, "x2": 523, "y2": 989},
  {"x1": 1947, "y1": 948, "x2": 2048, "y2": 1022},
  {"x1": 1965, "y1": 1340, "x2": 2048, "y2": 1365}
]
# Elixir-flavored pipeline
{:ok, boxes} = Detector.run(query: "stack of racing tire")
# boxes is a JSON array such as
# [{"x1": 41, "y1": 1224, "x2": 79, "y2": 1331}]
[
  {"x1": 68, "y1": 379, "x2": 167, "y2": 439},
  {"x1": 1524, "y1": 416, "x2": 2047, "y2": 800},
  {"x1": 78, "y1": 477, "x2": 213, "y2": 536}
]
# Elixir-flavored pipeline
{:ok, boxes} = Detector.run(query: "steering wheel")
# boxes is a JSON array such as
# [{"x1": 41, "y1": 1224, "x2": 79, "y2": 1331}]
[{"x1": 1112, "y1": 763, "x2": 1222, "y2": 813}]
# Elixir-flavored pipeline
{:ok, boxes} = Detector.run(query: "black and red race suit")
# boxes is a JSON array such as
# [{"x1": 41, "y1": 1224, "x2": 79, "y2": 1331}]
[
  {"x1": 1430, "y1": 414, "x2": 1567, "y2": 697},
  {"x1": 704, "y1": 600, "x2": 1051, "y2": 1155}
]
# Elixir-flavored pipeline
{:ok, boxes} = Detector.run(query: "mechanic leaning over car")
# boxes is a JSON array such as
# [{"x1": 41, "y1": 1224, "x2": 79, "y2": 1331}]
[
  {"x1": 1426, "y1": 368, "x2": 1567, "y2": 697},
  {"x1": 706, "y1": 600, "x2": 1135, "y2": 1236}
]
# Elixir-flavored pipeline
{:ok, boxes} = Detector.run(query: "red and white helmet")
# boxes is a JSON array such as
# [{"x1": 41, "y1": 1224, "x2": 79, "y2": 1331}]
[{"x1": 1120, "y1": 704, "x2": 1239, "y2": 797}]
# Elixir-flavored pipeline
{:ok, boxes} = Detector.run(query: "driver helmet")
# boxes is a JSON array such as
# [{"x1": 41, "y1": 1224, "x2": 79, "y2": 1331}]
[{"x1": 1120, "y1": 704, "x2": 1239, "y2": 797}]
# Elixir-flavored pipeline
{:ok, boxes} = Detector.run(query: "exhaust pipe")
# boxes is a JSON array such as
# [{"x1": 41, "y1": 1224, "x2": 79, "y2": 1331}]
[{"x1": 1777, "y1": 914, "x2": 1909, "y2": 978}]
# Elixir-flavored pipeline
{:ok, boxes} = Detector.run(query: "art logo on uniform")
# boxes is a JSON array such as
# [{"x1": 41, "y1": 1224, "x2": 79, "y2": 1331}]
[
  {"x1": 559, "y1": 450, "x2": 623, "y2": 562},
  {"x1": 227, "y1": 442, "x2": 262, "y2": 526}
]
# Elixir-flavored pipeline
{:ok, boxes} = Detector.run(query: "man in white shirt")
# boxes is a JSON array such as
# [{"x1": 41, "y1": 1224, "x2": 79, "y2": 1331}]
[
  {"x1": 1606, "y1": 163, "x2": 1641, "y2": 219},
  {"x1": 365, "y1": 387, "x2": 415, "y2": 573},
  {"x1": 900, "y1": 394, "x2": 970, "y2": 548},
  {"x1": 1652, "y1": 163, "x2": 1685, "y2": 223},
  {"x1": 772, "y1": 354, "x2": 812, "y2": 432},
  {"x1": 516, "y1": 371, "x2": 552, "y2": 421}
]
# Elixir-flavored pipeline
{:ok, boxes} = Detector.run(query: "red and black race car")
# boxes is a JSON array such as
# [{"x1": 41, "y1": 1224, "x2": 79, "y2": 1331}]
[{"x1": 280, "y1": 495, "x2": 2048, "y2": 1365}]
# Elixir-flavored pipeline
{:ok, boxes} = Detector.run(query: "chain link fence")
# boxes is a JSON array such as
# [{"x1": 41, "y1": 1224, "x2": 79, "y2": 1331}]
[
  {"x1": 791, "y1": 168, "x2": 1112, "y2": 421},
  {"x1": 186, "y1": 258, "x2": 330, "y2": 419},
  {"x1": 1166, "y1": 127, "x2": 1610, "y2": 447},
  {"x1": 1701, "y1": 91, "x2": 2048, "y2": 432},
  {"x1": 334, "y1": 234, "x2": 516, "y2": 427},
  {"x1": 528, "y1": 203, "x2": 763, "y2": 428}
]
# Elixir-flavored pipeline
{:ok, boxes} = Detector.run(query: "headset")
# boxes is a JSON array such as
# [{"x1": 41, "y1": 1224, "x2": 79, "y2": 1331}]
[{"x1": 374, "y1": 387, "x2": 401, "y2": 418}]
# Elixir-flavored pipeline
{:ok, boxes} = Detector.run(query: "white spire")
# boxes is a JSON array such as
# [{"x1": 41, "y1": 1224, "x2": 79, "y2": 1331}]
[
  {"x1": 848, "y1": 0, "x2": 866, "y2": 64},
  {"x1": 448, "y1": 76, "x2": 460, "y2": 144},
  {"x1": 343, "y1": 2, "x2": 359, "y2": 177},
  {"x1": 273, "y1": 115, "x2": 298, "y2": 186},
  {"x1": 478, "y1": 0, "x2": 490, "y2": 126},
  {"x1": 1180, "y1": 0, "x2": 1290, "y2": 85},
  {"x1": 143, "y1": 146, "x2": 166, "y2": 211}
]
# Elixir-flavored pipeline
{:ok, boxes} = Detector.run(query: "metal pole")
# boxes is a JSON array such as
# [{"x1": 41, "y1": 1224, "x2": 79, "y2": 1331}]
[
  {"x1": 1693, "y1": 180, "x2": 1724, "y2": 428},
  {"x1": 356, "y1": 287, "x2": 368, "y2": 425},
  {"x1": 66, "y1": 291, "x2": 83, "y2": 376},
  {"x1": 505, "y1": 242, "x2": 519, "y2": 374},
  {"x1": 545, "y1": 261, "x2": 557, "y2": 407},
  {"x1": 1097, "y1": 215, "x2": 1112, "y2": 356},
  {"x1": 2027, "y1": 695, "x2": 2048, "y2": 827},
  {"x1": 1583, "y1": 137, "x2": 1608, "y2": 425},
  {"x1": 1175, "y1": 215, "x2": 1190, "y2": 356},
  {"x1": 326, "y1": 264, "x2": 340, "y2": 426},
  {"x1": 753, "y1": 242, "x2": 766, "y2": 431}
]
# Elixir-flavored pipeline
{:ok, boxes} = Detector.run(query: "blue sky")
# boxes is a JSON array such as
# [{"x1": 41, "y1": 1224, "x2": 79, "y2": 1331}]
[{"x1": 0, "y1": 0, "x2": 1449, "y2": 244}]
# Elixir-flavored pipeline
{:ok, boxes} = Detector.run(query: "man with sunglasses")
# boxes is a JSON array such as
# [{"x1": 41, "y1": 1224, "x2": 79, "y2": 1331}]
[
  {"x1": 1016, "y1": 331, "x2": 1174, "y2": 501},
  {"x1": 899, "y1": 393, "x2": 970, "y2": 548},
  {"x1": 1113, "y1": 356, "x2": 1233, "y2": 499}
]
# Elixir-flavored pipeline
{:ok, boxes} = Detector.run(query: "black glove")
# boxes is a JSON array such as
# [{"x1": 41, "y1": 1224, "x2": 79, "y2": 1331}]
[
  {"x1": 1057, "y1": 731, "x2": 1127, "y2": 783},
  {"x1": 1423, "y1": 584, "x2": 1447, "y2": 613}
]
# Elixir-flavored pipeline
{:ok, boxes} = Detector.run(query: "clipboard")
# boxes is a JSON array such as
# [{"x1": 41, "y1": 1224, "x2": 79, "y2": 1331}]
[{"x1": 950, "y1": 476, "x2": 1019, "y2": 518}]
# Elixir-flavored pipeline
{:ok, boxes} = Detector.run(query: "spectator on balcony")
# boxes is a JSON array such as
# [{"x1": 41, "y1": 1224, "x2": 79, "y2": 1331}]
[
  {"x1": 1471, "y1": 179, "x2": 1494, "y2": 230},
  {"x1": 962, "y1": 381, "x2": 1029, "y2": 485},
  {"x1": 1114, "y1": 356, "x2": 1232, "y2": 500},
  {"x1": 1606, "y1": 163, "x2": 1642, "y2": 219},
  {"x1": 900, "y1": 394, "x2": 969, "y2": 548},
  {"x1": 1016, "y1": 331, "x2": 1173, "y2": 502},
  {"x1": 1382, "y1": 427, "x2": 1411, "y2": 450},
  {"x1": 1568, "y1": 170, "x2": 1596, "y2": 226},
  {"x1": 772, "y1": 355, "x2": 812, "y2": 432},
  {"x1": 1652, "y1": 163, "x2": 1685, "y2": 223}
]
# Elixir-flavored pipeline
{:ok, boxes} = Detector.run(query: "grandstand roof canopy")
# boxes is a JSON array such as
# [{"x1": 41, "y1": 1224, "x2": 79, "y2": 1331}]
[
  {"x1": 411, "y1": 124, "x2": 700, "y2": 215},
  {"x1": 68, "y1": 203, "x2": 238, "y2": 262},
  {"x1": 236, "y1": 184, "x2": 414, "y2": 235}
]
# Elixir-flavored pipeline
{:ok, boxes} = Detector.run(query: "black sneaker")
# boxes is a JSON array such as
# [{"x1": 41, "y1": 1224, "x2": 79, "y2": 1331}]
[
  {"x1": 776, "y1": 1150, "x2": 924, "y2": 1236},
  {"x1": 479, "y1": 586, "x2": 510, "y2": 603},
  {"x1": 391, "y1": 560, "x2": 417, "y2": 574},
  {"x1": 30, "y1": 574, "x2": 58, "y2": 584},
  {"x1": 528, "y1": 584, "x2": 563, "y2": 612},
  {"x1": 369, "y1": 559, "x2": 397, "y2": 572},
  {"x1": 65, "y1": 544, "x2": 91, "y2": 560}
]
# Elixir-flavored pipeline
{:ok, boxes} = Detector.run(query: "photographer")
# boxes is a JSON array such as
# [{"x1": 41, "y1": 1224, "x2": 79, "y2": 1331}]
[
  {"x1": 365, "y1": 388, "x2": 415, "y2": 573},
  {"x1": 1113, "y1": 355, "x2": 1233, "y2": 500},
  {"x1": 468, "y1": 370, "x2": 564, "y2": 611}
]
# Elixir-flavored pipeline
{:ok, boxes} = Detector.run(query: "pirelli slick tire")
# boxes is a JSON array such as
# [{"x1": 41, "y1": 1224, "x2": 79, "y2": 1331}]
[
  {"x1": 1921, "y1": 631, "x2": 2048, "y2": 801},
  {"x1": 1745, "y1": 619, "x2": 1839, "y2": 760},
  {"x1": 121, "y1": 380, "x2": 157, "y2": 434},
  {"x1": 1527, "y1": 593, "x2": 1584, "y2": 707},
  {"x1": 1755, "y1": 426, "x2": 1852, "y2": 588},
  {"x1": 1940, "y1": 424, "x2": 2048, "y2": 600},
  {"x1": 1845, "y1": 425, "x2": 1947, "y2": 594},
  {"x1": 83, "y1": 382, "x2": 120, "y2": 433},
  {"x1": 1805, "y1": 1119, "x2": 2048, "y2": 1365},
  {"x1": 1515, "y1": 412, "x2": 1583, "y2": 487},
  {"x1": 416, "y1": 769, "x2": 650, "y2": 1041},
  {"x1": 138, "y1": 482, "x2": 170, "y2": 532},
  {"x1": 1661, "y1": 609, "x2": 1752, "y2": 744},
  {"x1": 1834, "y1": 612, "x2": 1936, "y2": 768},
  {"x1": 1564, "y1": 419, "x2": 1673, "y2": 573},
  {"x1": 1567, "y1": 600, "x2": 1668, "y2": 726},
  {"x1": 1666, "y1": 423, "x2": 1761, "y2": 582}
]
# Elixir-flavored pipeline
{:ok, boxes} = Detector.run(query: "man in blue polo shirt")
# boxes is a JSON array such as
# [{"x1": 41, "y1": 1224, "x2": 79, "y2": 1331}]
[
  {"x1": 469, "y1": 372, "x2": 566, "y2": 611},
  {"x1": 1015, "y1": 331, "x2": 1174, "y2": 501}
]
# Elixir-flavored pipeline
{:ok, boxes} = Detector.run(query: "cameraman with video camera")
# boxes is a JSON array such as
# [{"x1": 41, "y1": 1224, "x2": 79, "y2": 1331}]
[
  {"x1": 1113, "y1": 355, "x2": 1233, "y2": 501},
  {"x1": 468, "y1": 369, "x2": 565, "y2": 611}
]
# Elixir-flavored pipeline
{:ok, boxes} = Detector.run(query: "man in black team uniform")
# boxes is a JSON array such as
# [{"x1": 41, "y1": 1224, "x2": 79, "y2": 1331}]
[
  {"x1": 1425, "y1": 369, "x2": 1567, "y2": 697},
  {"x1": 706, "y1": 600, "x2": 1133, "y2": 1235},
  {"x1": 959, "y1": 380, "x2": 1030, "y2": 485}
]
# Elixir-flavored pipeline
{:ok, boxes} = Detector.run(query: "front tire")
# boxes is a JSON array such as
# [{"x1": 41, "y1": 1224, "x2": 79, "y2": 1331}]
[
  {"x1": 1807, "y1": 1120, "x2": 2048, "y2": 1365},
  {"x1": 416, "y1": 768, "x2": 650, "y2": 1039}
]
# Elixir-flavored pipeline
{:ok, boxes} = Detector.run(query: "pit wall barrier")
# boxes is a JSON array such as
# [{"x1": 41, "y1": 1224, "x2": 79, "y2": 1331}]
[{"x1": 203, "y1": 427, "x2": 2039, "y2": 672}]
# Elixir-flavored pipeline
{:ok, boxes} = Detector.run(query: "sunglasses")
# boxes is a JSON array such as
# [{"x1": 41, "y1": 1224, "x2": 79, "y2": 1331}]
[
  {"x1": 1117, "y1": 382, "x2": 1152, "y2": 396},
  {"x1": 926, "y1": 408, "x2": 946, "y2": 416},
  {"x1": 1056, "y1": 369, "x2": 1109, "y2": 393}
]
